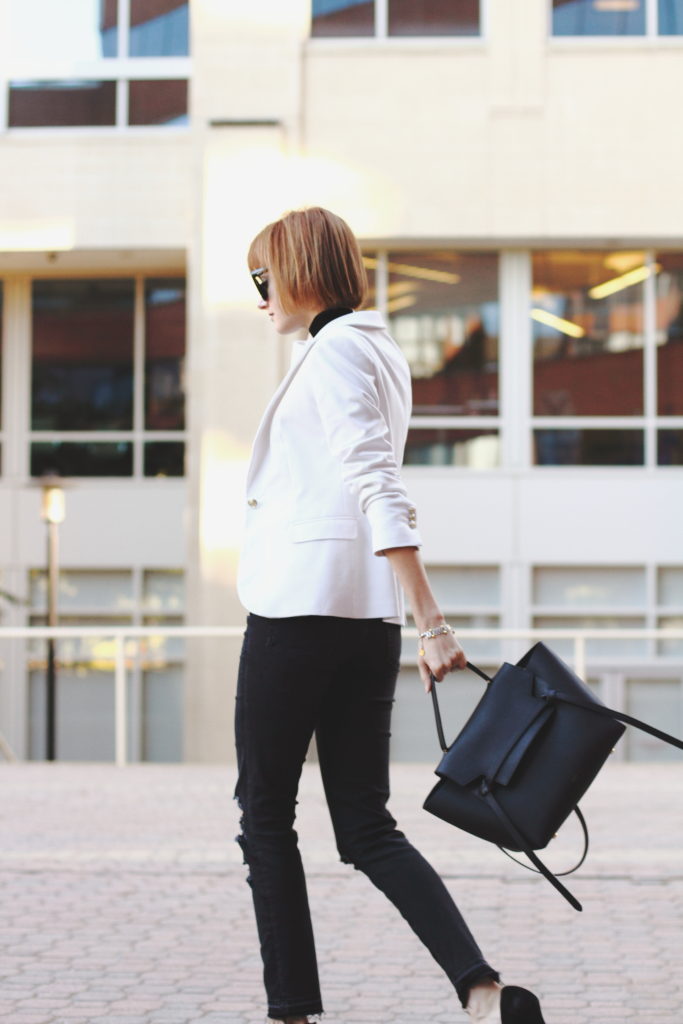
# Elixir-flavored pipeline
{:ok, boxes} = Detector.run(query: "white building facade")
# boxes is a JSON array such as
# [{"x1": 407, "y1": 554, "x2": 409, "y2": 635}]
[{"x1": 0, "y1": 0, "x2": 682, "y2": 762}]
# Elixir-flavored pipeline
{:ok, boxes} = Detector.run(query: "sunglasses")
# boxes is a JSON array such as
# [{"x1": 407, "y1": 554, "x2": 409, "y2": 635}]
[{"x1": 251, "y1": 267, "x2": 268, "y2": 302}]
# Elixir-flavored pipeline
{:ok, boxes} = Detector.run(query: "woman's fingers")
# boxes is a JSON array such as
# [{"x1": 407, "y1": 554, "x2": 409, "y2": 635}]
[{"x1": 418, "y1": 634, "x2": 467, "y2": 691}]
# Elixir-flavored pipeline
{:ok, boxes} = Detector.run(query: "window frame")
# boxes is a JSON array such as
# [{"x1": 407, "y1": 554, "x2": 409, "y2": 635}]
[
  {"x1": 1, "y1": 0, "x2": 191, "y2": 132},
  {"x1": 1, "y1": 270, "x2": 187, "y2": 481}
]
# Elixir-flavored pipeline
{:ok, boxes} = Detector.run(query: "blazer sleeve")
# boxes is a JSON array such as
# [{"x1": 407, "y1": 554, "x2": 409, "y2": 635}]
[{"x1": 308, "y1": 331, "x2": 423, "y2": 555}]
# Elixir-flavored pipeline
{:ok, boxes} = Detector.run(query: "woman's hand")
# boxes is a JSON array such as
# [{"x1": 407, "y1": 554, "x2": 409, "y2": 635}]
[{"x1": 418, "y1": 628, "x2": 467, "y2": 692}]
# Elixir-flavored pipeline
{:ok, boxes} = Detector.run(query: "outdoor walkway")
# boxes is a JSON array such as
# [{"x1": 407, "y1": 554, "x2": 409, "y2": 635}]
[{"x1": 1, "y1": 760, "x2": 682, "y2": 1024}]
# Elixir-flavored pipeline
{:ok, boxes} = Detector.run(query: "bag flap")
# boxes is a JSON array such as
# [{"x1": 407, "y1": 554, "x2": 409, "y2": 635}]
[{"x1": 436, "y1": 663, "x2": 554, "y2": 787}]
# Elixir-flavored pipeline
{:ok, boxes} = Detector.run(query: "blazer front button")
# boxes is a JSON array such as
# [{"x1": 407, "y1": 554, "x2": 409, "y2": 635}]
[{"x1": 247, "y1": 498, "x2": 259, "y2": 508}]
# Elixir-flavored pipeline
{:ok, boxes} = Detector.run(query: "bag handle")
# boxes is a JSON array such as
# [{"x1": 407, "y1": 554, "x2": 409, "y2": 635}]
[{"x1": 429, "y1": 665, "x2": 587, "y2": 911}]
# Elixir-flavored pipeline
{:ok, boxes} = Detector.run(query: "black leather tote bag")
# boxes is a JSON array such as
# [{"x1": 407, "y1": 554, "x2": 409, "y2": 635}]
[{"x1": 423, "y1": 642, "x2": 683, "y2": 911}]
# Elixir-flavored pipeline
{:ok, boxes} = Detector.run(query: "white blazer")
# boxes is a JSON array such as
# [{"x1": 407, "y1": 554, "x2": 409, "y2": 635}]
[{"x1": 237, "y1": 310, "x2": 422, "y2": 623}]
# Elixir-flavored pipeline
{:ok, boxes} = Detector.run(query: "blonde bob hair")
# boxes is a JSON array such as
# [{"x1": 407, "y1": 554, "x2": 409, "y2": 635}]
[{"x1": 248, "y1": 207, "x2": 368, "y2": 315}]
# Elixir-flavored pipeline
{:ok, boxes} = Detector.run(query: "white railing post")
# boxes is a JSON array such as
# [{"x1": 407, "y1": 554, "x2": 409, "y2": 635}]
[
  {"x1": 114, "y1": 635, "x2": 127, "y2": 768},
  {"x1": 574, "y1": 633, "x2": 587, "y2": 683}
]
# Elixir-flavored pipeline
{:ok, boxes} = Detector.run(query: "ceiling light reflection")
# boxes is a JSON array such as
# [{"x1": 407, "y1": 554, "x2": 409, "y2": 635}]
[
  {"x1": 531, "y1": 308, "x2": 586, "y2": 338},
  {"x1": 588, "y1": 263, "x2": 660, "y2": 300}
]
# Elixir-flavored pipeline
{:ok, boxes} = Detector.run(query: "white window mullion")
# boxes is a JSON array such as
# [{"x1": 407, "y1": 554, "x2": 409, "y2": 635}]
[
  {"x1": 116, "y1": 78, "x2": 128, "y2": 129},
  {"x1": 500, "y1": 250, "x2": 532, "y2": 470},
  {"x1": 133, "y1": 275, "x2": 145, "y2": 477},
  {"x1": 646, "y1": 0, "x2": 658, "y2": 37},
  {"x1": 4, "y1": 277, "x2": 32, "y2": 480},
  {"x1": 119, "y1": 0, "x2": 131, "y2": 58},
  {"x1": 376, "y1": 0, "x2": 388, "y2": 38},
  {"x1": 644, "y1": 249, "x2": 657, "y2": 467}
]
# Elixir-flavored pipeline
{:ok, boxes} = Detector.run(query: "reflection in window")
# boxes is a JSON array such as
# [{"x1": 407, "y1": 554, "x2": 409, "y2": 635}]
[
  {"x1": 404, "y1": 428, "x2": 499, "y2": 467},
  {"x1": 130, "y1": 0, "x2": 189, "y2": 56},
  {"x1": 384, "y1": 251, "x2": 499, "y2": 416},
  {"x1": 9, "y1": 81, "x2": 117, "y2": 128},
  {"x1": 659, "y1": 0, "x2": 683, "y2": 33},
  {"x1": 658, "y1": 430, "x2": 683, "y2": 465},
  {"x1": 144, "y1": 442, "x2": 185, "y2": 477},
  {"x1": 128, "y1": 78, "x2": 188, "y2": 125},
  {"x1": 534, "y1": 428, "x2": 644, "y2": 465},
  {"x1": 145, "y1": 279, "x2": 186, "y2": 428},
  {"x1": 532, "y1": 251, "x2": 645, "y2": 417},
  {"x1": 656, "y1": 253, "x2": 683, "y2": 415},
  {"x1": 31, "y1": 442, "x2": 134, "y2": 477},
  {"x1": 552, "y1": 0, "x2": 645, "y2": 36},
  {"x1": 388, "y1": 0, "x2": 480, "y2": 36},
  {"x1": 32, "y1": 279, "x2": 134, "y2": 430},
  {"x1": 7, "y1": 0, "x2": 115, "y2": 61},
  {"x1": 311, "y1": 0, "x2": 375, "y2": 36}
]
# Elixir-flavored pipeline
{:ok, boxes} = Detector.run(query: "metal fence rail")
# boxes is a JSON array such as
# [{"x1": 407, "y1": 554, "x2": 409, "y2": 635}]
[{"x1": 1, "y1": 625, "x2": 682, "y2": 766}]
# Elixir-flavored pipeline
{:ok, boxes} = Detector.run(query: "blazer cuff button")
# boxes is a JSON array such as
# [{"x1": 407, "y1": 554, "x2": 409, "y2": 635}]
[{"x1": 247, "y1": 498, "x2": 259, "y2": 508}]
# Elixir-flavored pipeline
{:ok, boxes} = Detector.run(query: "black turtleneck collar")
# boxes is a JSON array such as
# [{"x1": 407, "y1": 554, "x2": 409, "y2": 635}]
[{"x1": 309, "y1": 307, "x2": 354, "y2": 337}]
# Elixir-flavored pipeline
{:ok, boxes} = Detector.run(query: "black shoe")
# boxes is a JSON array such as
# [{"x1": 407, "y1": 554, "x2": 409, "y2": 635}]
[{"x1": 500, "y1": 986, "x2": 546, "y2": 1024}]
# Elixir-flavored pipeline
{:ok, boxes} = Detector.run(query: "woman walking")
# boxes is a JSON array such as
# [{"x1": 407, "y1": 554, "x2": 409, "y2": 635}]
[{"x1": 235, "y1": 207, "x2": 546, "y2": 1024}]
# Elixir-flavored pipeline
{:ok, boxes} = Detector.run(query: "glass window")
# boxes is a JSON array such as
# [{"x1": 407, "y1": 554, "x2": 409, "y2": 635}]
[
  {"x1": 656, "y1": 253, "x2": 683, "y2": 415},
  {"x1": 552, "y1": 0, "x2": 646, "y2": 36},
  {"x1": 129, "y1": 0, "x2": 189, "y2": 56},
  {"x1": 659, "y1": 0, "x2": 683, "y2": 33},
  {"x1": 142, "y1": 665, "x2": 183, "y2": 761},
  {"x1": 143, "y1": 441, "x2": 185, "y2": 477},
  {"x1": 311, "y1": 0, "x2": 375, "y2": 36},
  {"x1": 657, "y1": 617, "x2": 683, "y2": 656},
  {"x1": 626, "y1": 680, "x2": 683, "y2": 760},
  {"x1": 404, "y1": 428, "x2": 499, "y2": 467},
  {"x1": 658, "y1": 430, "x2": 683, "y2": 466},
  {"x1": 657, "y1": 568, "x2": 683, "y2": 606},
  {"x1": 532, "y1": 251, "x2": 645, "y2": 417},
  {"x1": 128, "y1": 79, "x2": 188, "y2": 126},
  {"x1": 7, "y1": 0, "x2": 116, "y2": 62},
  {"x1": 532, "y1": 616, "x2": 648, "y2": 657},
  {"x1": 29, "y1": 569, "x2": 134, "y2": 613},
  {"x1": 31, "y1": 441, "x2": 134, "y2": 477},
  {"x1": 9, "y1": 80, "x2": 117, "y2": 128},
  {"x1": 388, "y1": 0, "x2": 480, "y2": 36},
  {"x1": 145, "y1": 279, "x2": 186, "y2": 430},
  {"x1": 423, "y1": 565, "x2": 500, "y2": 607},
  {"x1": 532, "y1": 566, "x2": 646, "y2": 608},
  {"x1": 534, "y1": 428, "x2": 644, "y2": 466},
  {"x1": 143, "y1": 569, "x2": 185, "y2": 613},
  {"x1": 387, "y1": 251, "x2": 499, "y2": 415},
  {"x1": 32, "y1": 279, "x2": 134, "y2": 430}
]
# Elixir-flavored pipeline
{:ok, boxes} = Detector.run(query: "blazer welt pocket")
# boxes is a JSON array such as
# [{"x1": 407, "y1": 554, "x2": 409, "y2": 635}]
[{"x1": 289, "y1": 516, "x2": 358, "y2": 543}]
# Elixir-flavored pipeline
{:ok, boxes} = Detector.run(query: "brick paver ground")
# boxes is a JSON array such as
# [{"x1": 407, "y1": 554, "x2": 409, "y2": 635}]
[{"x1": 1, "y1": 760, "x2": 682, "y2": 1023}]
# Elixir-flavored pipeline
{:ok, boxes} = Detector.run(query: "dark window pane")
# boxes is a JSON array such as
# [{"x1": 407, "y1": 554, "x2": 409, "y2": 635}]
[
  {"x1": 659, "y1": 0, "x2": 683, "y2": 33},
  {"x1": 532, "y1": 251, "x2": 645, "y2": 416},
  {"x1": 656, "y1": 253, "x2": 683, "y2": 414},
  {"x1": 8, "y1": 1, "x2": 116, "y2": 60},
  {"x1": 9, "y1": 80, "x2": 117, "y2": 128},
  {"x1": 387, "y1": 251, "x2": 499, "y2": 416},
  {"x1": 404, "y1": 428, "x2": 499, "y2": 467},
  {"x1": 32, "y1": 279, "x2": 134, "y2": 430},
  {"x1": 144, "y1": 442, "x2": 185, "y2": 477},
  {"x1": 552, "y1": 0, "x2": 645, "y2": 35},
  {"x1": 145, "y1": 278, "x2": 186, "y2": 429},
  {"x1": 130, "y1": 0, "x2": 189, "y2": 55},
  {"x1": 389, "y1": 0, "x2": 480, "y2": 36},
  {"x1": 311, "y1": 0, "x2": 375, "y2": 36},
  {"x1": 658, "y1": 430, "x2": 683, "y2": 465},
  {"x1": 0, "y1": 283, "x2": 3, "y2": 425},
  {"x1": 534, "y1": 429, "x2": 644, "y2": 466},
  {"x1": 31, "y1": 442, "x2": 133, "y2": 477},
  {"x1": 128, "y1": 79, "x2": 188, "y2": 125}
]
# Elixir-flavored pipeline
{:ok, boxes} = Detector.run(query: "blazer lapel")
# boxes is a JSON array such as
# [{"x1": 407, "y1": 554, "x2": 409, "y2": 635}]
[{"x1": 246, "y1": 335, "x2": 317, "y2": 488}]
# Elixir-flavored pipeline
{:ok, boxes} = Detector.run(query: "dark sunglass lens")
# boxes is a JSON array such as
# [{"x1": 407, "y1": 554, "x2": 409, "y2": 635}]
[{"x1": 251, "y1": 269, "x2": 268, "y2": 301}]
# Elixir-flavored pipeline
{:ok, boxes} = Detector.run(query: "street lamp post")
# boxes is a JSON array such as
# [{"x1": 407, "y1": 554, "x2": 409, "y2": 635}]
[{"x1": 40, "y1": 475, "x2": 65, "y2": 761}]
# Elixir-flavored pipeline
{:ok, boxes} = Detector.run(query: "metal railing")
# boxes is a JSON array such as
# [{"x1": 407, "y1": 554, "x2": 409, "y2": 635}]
[{"x1": 1, "y1": 624, "x2": 682, "y2": 766}]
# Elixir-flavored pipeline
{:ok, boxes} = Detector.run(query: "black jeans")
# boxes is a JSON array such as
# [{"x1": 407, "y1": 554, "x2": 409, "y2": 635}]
[{"x1": 234, "y1": 613, "x2": 499, "y2": 1020}]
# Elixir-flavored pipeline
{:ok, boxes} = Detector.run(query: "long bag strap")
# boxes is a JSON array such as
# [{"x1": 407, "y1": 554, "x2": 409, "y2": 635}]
[{"x1": 429, "y1": 664, "x2": 586, "y2": 912}]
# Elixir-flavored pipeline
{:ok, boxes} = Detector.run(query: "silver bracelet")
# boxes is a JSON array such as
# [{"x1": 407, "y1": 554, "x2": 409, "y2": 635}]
[{"x1": 418, "y1": 624, "x2": 453, "y2": 641}]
